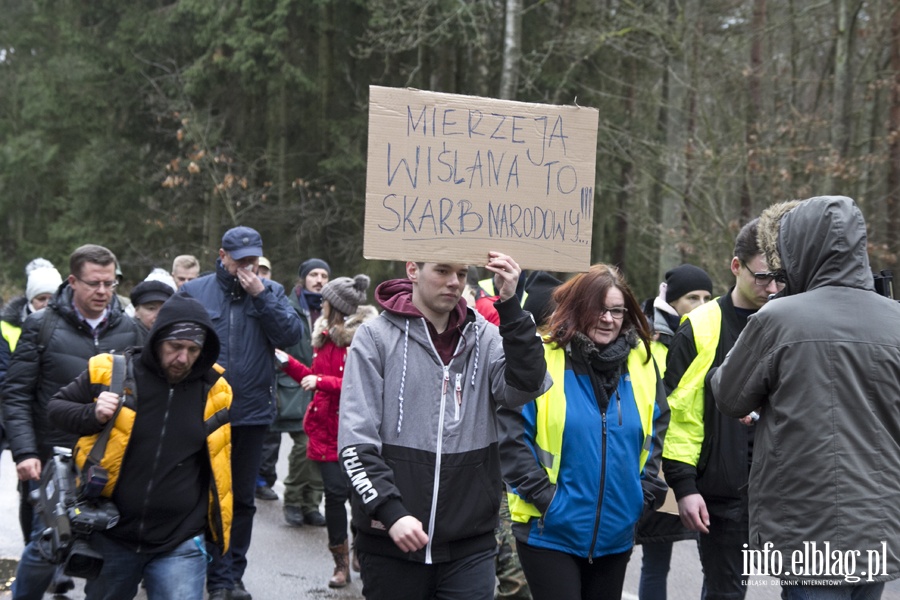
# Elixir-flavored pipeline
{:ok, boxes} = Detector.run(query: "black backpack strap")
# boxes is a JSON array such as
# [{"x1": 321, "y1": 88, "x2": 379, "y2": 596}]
[{"x1": 35, "y1": 308, "x2": 61, "y2": 354}]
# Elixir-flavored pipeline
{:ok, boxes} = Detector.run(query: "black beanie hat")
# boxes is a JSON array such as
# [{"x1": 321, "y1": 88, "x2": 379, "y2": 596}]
[
  {"x1": 664, "y1": 264, "x2": 713, "y2": 303},
  {"x1": 522, "y1": 271, "x2": 563, "y2": 326},
  {"x1": 298, "y1": 258, "x2": 332, "y2": 282}
]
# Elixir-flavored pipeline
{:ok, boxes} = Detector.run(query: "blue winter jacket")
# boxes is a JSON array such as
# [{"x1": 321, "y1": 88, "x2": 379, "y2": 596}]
[
  {"x1": 499, "y1": 341, "x2": 668, "y2": 559},
  {"x1": 179, "y1": 260, "x2": 302, "y2": 425}
]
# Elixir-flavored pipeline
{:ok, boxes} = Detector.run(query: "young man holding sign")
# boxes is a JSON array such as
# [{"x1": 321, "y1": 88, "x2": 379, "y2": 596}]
[{"x1": 338, "y1": 252, "x2": 551, "y2": 600}]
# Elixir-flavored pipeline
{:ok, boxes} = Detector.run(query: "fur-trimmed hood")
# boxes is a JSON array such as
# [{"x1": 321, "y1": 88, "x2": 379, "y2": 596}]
[
  {"x1": 0, "y1": 296, "x2": 29, "y2": 327},
  {"x1": 311, "y1": 304, "x2": 378, "y2": 349},
  {"x1": 758, "y1": 195, "x2": 873, "y2": 296}
]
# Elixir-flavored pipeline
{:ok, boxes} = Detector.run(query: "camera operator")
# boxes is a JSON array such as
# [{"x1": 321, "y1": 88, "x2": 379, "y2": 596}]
[{"x1": 46, "y1": 294, "x2": 233, "y2": 600}]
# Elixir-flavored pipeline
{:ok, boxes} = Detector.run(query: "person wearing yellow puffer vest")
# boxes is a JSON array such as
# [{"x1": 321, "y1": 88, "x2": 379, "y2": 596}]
[
  {"x1": 47, "y1": 294, "x2": 233, "y2": 600},
  {"x1": 498, "y1": 264, "x2": 669, "y2": 600}
]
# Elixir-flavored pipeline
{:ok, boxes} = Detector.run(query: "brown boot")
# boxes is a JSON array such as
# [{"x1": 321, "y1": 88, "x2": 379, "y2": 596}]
[{"x1": 328, "y1": 540, "x2": 351, "y2": 588}]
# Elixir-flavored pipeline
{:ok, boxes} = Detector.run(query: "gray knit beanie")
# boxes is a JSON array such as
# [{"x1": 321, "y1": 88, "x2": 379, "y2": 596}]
[{"x1": 321, "y1": 274, "x2": 370, "y2": 316}]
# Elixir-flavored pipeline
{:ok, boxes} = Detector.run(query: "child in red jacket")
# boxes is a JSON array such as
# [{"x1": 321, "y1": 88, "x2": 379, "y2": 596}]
[{"x1": 275, "y1": 274, "x2": 376, "y2": 589}]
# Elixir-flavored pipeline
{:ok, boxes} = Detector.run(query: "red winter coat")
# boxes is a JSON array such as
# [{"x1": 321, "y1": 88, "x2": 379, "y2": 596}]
[{"x1": 281, "y1": 305, "x2": 378, "y2": 462}]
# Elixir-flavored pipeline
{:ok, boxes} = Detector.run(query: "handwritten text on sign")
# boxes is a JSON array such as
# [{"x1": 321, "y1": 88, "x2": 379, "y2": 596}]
[{"x1": 364, "y1": 86, "x2": 599, "y2": 272}]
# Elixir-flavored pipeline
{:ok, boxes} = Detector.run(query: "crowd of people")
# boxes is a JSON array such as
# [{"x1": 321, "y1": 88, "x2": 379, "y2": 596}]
[{"x1": 0, "y1": 194, "x2": 898, "y2": 600}]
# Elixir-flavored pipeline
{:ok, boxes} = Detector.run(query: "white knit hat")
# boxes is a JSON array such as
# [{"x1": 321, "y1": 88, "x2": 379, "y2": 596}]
[
  {"x1": 143, "y1": 267, "x2": 178, "y2": 291},
  {"x1": 26, "y1": 266, "x2": 63, "y2": 302}
]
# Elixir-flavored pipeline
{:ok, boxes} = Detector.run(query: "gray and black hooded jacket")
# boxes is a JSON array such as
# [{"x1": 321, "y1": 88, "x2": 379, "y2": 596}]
[
  {"x1": 337, "y1": 278, "x2": 552, "y2": 564},
  {"x1": 711, "y1": 196, "x2": 900, "y2": 583}
]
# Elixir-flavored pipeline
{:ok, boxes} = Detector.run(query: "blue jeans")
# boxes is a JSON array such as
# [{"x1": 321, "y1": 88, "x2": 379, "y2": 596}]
[
  {"x1": 207, "y1": 424, "x2": 268, "y2": 592},
  {"x1": 639, "y1": 541, "x2": 674, "y2": 600},
  {"x1": 84, "y1": 534, "x2": 206, "y2": 600},
  {"x1": 780, "y1": 582, "x2": 884, "y2": 600}
]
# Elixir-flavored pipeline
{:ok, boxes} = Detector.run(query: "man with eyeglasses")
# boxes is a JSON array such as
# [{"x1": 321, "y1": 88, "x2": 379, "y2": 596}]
[
  {"x1": 2, "y1": 244, "x2": 144, "y2": 600},
  {"x1": 661, "y1": 218, "x2": 780, "y2": 600}
]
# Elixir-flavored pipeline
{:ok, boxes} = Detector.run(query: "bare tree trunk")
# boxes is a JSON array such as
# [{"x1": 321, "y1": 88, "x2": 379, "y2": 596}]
[
  {"x1": 828, "y1": 0, "x2": 855, "y2": 192},
  {"x1": 740, "y1": 0, "x2": 765, "y2": 221},
  {"x1": 888, "y1": 4, "x2": 900, "y2": 251},
  {"x1": 648, "y1": 0, "x2": 672, "y2": 281},
  {"x1": 499, "y1": 0, "x2": 522, "y2": 100},
  {"x1": 318, "y1": 1, "x2": 334, "y2": 153},
  {"x1": 268, "y1": 80, "x2": 288, "y2": 207},
  {"x1": 682, "y1": 17, "x2": 699, "y2": 264},
  {"x1": 660, "y1": 0, "x2": 690, "y2": 272},
  {"x1": 612, "y1": 53, "x2": 637, "y2": 271}
]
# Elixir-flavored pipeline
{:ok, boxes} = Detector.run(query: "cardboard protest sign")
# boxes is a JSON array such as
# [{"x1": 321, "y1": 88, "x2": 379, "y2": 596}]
[{"x1": 364, "y1": 86, "x2": 599, "y2": 272}]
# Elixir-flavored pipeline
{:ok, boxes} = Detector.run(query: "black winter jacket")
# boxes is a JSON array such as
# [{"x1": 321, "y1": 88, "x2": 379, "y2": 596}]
[{"x1": 1, "y1": 284, "x2": 143, "y2": 464}]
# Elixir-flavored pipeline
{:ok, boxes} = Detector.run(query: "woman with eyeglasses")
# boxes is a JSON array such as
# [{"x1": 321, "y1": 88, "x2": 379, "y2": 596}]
[{"x1": 498, "y1": 264, "x2": 669, "y2": 600}]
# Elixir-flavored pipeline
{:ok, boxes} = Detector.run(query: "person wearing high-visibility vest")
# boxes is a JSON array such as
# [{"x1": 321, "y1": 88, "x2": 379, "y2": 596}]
[
  {"x1": 662, "y1": 218, "x2": 782, "y2": 600},
  {"x1": 635, "y1": 264, "x2": 713, "y2": 600},
  {"x1": 499, "y1": 264, "x2": 669, "y2": 600}
]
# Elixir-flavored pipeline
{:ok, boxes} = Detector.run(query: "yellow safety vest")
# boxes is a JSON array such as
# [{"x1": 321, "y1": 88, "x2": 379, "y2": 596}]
[
  {"x1": 661, "y1": 300, "x2": 722, "y2": 466},
  {"x1": 508, "y1": 342, "x2": 659, "y2": 523},
  {"x1": 1, "y1": 321, "x2": 22, "y2": 353}
]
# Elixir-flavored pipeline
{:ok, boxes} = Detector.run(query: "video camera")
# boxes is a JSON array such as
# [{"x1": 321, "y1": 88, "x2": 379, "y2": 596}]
[
  {"x1": 30, "y1": 447, "x2": 119, "y2": 579},
  {"x1": 873, "y1": 269, "x2": 895, "y2": 300}
]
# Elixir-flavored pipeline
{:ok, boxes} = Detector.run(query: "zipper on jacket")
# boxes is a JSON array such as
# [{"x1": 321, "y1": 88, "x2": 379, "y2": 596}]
[
  {"x1": 426, "y1": 365, "x2": 451, "y2": 564},
  {"x1": 136, "y1": 387, "x2": 175, "y2": 552},
  {"x1": 615, "y1": 392, "x2": 622, "y2": 427},
  {"x1": 454, "y1": 373, "x2": 462, "y2": 420},
  {"x1": 587, "y1": 410, "x2": 609, "y2": 564}
]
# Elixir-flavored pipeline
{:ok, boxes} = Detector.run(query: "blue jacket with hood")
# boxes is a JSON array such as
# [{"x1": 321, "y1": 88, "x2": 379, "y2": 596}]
[{"x1": 179, "y1": 259, "x2": 302, "y2": 425}]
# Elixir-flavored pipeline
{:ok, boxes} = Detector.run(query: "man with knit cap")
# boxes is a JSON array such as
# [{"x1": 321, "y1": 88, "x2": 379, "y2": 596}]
[
  {"x1": 712, "y1": 196, "x2": 900, "y2": 596},
  {"x1": 662, "y1": 221, "x2": 782, "y2": 600},
  {"x1": 257, "y1": 257, "x2": 331, "y2": 526},
  {"x1": 3, "y1": 244, "x2": 144, "y2": 600},
  {"x1": 47, "y1": 294, "x2": 233, "y2": 600},
  {"x1": 178, "y1": 226, "x2": 302, "y2": 600},
  {"x1": 338, "y1": 253, "x2": 552, "y2": 600}
]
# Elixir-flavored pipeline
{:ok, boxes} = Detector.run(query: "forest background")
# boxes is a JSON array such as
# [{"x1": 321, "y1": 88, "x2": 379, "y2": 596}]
[{"x1": 2, "y1": 0, "x2": 900, "y2": 301}]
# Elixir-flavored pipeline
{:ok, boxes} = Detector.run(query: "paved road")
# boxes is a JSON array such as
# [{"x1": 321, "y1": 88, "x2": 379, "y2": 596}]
[{"x1": 2, "y1": 445, "x2": 899, "y2": 599}]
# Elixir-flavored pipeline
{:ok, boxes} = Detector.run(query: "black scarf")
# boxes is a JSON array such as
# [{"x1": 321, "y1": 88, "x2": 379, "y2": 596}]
[
  {"x1": 570, "y1": 329, "x2": 635, "y2": 411},
  {"x1": 301, "y1": 290, "x2": 324, "y2": 323}
]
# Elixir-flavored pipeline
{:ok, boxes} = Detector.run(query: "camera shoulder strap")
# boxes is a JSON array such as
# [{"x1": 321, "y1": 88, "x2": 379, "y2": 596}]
[{"x1": 86, "y1": 353, "x2": 130, "y2": 467}]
